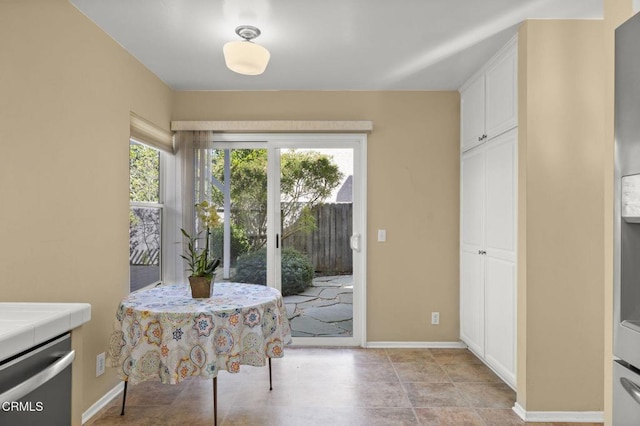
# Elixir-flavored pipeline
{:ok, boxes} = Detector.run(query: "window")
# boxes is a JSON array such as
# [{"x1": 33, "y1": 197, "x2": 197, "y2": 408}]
[{"x1": 129, "y1": 140, "x2": 162, "y2": 291}]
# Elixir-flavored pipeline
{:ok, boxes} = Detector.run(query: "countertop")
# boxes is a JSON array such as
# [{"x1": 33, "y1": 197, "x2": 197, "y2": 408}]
[{"x1": 0, "y1": 303, "x2": 91, "y2": 362}]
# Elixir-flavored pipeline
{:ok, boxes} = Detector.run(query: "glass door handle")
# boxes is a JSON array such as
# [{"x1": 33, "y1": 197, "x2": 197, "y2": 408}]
[{"x1": 350, "y1": 234, "x2": 361, "y2": 252}]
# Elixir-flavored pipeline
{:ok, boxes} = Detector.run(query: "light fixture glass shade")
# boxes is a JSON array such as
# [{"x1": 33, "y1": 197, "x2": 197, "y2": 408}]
[{"x1": 223, "y1": 40, "x2": 270, "y2": 75}]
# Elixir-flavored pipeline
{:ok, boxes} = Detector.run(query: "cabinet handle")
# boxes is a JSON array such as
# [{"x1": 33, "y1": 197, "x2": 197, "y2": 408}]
[
  {"x1": 478, "y1": 250, "x2": 486, "y2": 255},
  {"x1": 478, "y1": 136, "x2": 483, "y2": 142},
  {"x1": 482, "y1": 134, "x2": 487, "y2": 140}
]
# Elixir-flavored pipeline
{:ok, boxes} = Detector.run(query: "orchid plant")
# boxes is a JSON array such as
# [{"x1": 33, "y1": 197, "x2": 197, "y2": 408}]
[{"x1": 181, "y1": 201, "x2": 220, "y2": 278}]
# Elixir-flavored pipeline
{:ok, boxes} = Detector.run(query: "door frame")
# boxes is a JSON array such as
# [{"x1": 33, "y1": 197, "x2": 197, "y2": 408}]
[{"x1": 212, "y1": 133, "x2": 367, "y2": 347}]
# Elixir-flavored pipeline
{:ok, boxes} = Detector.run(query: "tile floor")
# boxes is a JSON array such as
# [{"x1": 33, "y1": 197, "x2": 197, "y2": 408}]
[{"x1": 87, "y1": 347, "x2": 602, "y2": 426}]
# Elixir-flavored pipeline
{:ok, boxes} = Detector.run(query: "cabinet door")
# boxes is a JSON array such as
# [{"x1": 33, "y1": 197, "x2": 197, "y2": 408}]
[
  {"x1": 460, "y1": 148, "x2": 485, "y2": 355},
  {"x1": 485, "y1": 257, "x2": 516, "y2": 387},
  {"x1": 461, "y1": 250, "x2": 485, "y2": 356},
  {"x1": 485, "y1": 130, "x2": 517, "y2": 259},
  {"x1": 485, "y1": 46, "x2": 517, "y2": 140},
  {"x1": 483, "y1": 130, "x2": 517, "y2": 387},
  {"x1": 460, "y1": 75, "x2": 485, "y2": 152}
]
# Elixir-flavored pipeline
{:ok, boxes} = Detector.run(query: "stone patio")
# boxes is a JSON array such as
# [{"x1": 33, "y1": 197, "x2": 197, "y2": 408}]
[{"x1": 284, "y1": 275, "x2": 353, "y2": 337}]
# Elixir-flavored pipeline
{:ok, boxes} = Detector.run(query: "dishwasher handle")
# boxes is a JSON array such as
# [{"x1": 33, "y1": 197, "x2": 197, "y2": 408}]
[
  {"x1": 0, "y1": 350, "x2": 75, "y2": 404},
  {"x1": 621, "y1": 377, "x2": 640, "y2": 406}
]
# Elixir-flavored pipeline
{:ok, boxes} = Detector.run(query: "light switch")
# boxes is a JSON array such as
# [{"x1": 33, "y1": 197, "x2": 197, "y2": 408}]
[{"x1": 377, "y1": 229, "x2": 386, "y2": 242}]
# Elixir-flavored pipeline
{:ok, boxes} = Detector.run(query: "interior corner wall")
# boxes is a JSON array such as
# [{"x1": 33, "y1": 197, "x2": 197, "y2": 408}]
[
  {"x1": 0, "y1": 0, "x2": 173, "y2": 417},
  {"x1": 519, "y1": 20, "x2": 605, "y2": 412},
  {"x1": 172, "y1": 91, "x2": 461, "y2": 342}
]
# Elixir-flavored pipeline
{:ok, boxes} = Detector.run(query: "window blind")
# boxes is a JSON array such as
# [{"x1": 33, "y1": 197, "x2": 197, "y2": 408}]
[{"x1": 130, "y1": 112, "x2": 174, "y2": 153}]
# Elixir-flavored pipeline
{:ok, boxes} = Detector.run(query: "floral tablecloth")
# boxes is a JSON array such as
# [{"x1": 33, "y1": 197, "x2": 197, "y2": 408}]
[{"x1": 107, "y1": 282, "x2": 291, "y2": 385}]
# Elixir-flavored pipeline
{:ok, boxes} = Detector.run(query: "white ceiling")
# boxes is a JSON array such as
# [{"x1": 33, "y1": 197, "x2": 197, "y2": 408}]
[{"x1": 69, "y1": 0, "x2": 602, "y2": 91}]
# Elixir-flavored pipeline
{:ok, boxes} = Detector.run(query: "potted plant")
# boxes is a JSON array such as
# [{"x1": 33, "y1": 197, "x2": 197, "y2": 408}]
[{"x1": 181, "y1": 201, "x2": 220, "y2": 298}]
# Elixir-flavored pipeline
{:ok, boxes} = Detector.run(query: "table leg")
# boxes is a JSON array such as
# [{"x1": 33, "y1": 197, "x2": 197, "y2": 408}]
[
  {"x1": 269, "y1": 357, "x2": 273, "y2": 391},
  {"x1": 213, "y1": 376, "x2": 217, "y2": 426},
  {"x1": 120, "y1": 379, "x2": 128, "y2": 416}
]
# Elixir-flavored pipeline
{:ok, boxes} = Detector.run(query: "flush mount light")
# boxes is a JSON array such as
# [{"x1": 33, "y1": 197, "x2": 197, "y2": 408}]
[{"x1": 223, "y1": 25, "x2": 271, "y2": 75}]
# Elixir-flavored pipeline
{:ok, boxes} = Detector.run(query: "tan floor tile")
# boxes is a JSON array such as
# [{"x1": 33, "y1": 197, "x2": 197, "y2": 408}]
[
  {"x1": 525, "y1": 423, "x2": 603, "y2": 426},
  {"x1": 403, "y1": 382, "x2": 469, "y2": 407},
  {"x1": 456, "y1": 382, "x2": 516, "y2": 408},
  {"x1": 476, "y1": 408, "x2": 525, "y2": 425},
  {"x1": 441, "y1": 363, "x2": 502, "y2": 383},
  {"x1": 163, "y1": 400, "x2": 218, "y2": 426},
  {"x1": 121, "y1": 380, "x2": 186, "y2": 406},
  {"x1": 291, "y1": 359, "x2": 396, "y2": 384},
  {"x1": 228, "y1": 381, "x2": 411, "y2": 409},
  {"x1": 386, "y1": 348, "x2": 437, "y2": 363},
  {"x1": 281, "y1": 346, "x2": 348, "y2": 361},
  {"x1": 347, "y1": 407, "x2": 420, "y2": 425},
  {"x1": 394, "y1": 361, "x2": 450, "y2": 383},
  {"x1": 348, "y1": 362, "x2": 399, "y2": 383},
  {"x1": 429, "y1": 348, "x2": 483, "y2": 364},
  {"x1": 89, "y1": 347, "x2": 533, "y2": 425},
  {"x1": 352, "y1": 382, "x2": 412, "y2": 407},
  {"x1": 90, "y1": 405, "x2": 170, "y2": 425},
  {"x1": 414, "y1": 407, "x2": 484, "y2": 425},
  {"x1": 343, "y1": 347, "x2": 390, "y2": 363},
  {"x1": 222, "y1": 406, "x2": 419, "y2": 426}
]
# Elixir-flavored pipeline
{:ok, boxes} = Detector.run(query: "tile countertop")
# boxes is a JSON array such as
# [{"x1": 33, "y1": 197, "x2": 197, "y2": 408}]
[{"x1": 0, "y1": 303, "x2": 91, "y2": 362}]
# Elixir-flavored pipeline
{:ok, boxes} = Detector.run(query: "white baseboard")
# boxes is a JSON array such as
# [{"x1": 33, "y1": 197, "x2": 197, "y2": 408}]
[
  {"x1": 513, "y1": 402, "x2": 604, "y2": 423},
  {"x1": 82, "y1": 381, "x2": 124, "y2": 425},
  {"x1": 366, "y1": 341, "x2": 467, "y2": 349}
]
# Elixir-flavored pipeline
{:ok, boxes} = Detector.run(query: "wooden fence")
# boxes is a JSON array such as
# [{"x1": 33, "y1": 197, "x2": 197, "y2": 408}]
[{"x1": 284, "y1": 203, "x2": 353, "y2": 273}]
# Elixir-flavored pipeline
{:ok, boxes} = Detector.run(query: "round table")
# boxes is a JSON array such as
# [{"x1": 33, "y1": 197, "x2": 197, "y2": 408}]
[{"x1": 107, "y1": 282, "x2": 291, "y2": 424}]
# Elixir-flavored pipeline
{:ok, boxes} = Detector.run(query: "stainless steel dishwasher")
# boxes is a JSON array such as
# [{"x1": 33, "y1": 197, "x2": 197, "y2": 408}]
[{"x1": 0, "y1": 333, "x2": 74, "y2": 425}]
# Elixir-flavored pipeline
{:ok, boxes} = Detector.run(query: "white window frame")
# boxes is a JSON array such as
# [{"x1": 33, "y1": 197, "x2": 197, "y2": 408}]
[{"x1": 129, "y1": 139, "x2": 178, "y2": 291}]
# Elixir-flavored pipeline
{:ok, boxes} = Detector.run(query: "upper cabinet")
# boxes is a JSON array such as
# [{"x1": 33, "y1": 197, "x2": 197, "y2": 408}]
[{"x1": 460, "y1": 37, "x2": 518, "y2": 152}]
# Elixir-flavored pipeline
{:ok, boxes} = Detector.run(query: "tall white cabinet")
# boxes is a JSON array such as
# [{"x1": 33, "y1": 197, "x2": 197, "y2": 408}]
[{"x1": 459, "y1": 36, "x2": 518, "y2": 389}]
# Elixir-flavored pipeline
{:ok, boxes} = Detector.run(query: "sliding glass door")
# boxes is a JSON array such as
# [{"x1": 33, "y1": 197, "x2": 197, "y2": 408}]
[{"x1": 210, "y1": 134, "x2": 366, "y2": 346}]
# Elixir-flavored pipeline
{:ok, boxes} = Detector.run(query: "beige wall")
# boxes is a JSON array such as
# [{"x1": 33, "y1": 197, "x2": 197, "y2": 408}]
[
  {"x1": 173, "y1": 91, "x2": 461, "y2": 341},
  {"x1": 603, "y1": 1, "x2": 634, "y2": 424},
  {"x1": 518, "y1": 20, "x2": 605, "y2": 411},
  {"x1": 0, "y1": 0, "x2": 172, "y2": 418}
]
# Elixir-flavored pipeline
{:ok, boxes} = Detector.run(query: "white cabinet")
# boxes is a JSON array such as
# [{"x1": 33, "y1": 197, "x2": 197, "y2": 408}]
[
  {"x1": 460, "y1": 128, "x2": 517, "y2": 389},
  {"x1": 460, "y1": 146, "x2": 486, "y2": 356},
  {"x1": 460, "y1": 37, "x2": 518, "y2": 153},
  {"x1": 461, "y1": 76, "x2": 486, "y2": 153}
]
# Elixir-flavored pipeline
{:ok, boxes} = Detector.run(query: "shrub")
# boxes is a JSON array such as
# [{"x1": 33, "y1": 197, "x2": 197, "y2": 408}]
[
  {"x1": 280, "y1": 248, "x2": 315, "y2": 295},
  {"x1": 234, "y1": 248, "x2": 267, "y2": 286},
  {"x1": 234, "y1": 248, "x2": 314, "y2": 296},
  {"x1": 210, "y1": 223, "x2": 251, "y2": 266}
]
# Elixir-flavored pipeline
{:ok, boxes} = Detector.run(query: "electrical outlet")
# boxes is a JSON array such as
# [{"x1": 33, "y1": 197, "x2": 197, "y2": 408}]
[
  {"x1": 431, "y1": 312, "x2": 440, "y2": 325},
  {"x1": 96, "y1": 352, "x2": 106, "y2": 377}
]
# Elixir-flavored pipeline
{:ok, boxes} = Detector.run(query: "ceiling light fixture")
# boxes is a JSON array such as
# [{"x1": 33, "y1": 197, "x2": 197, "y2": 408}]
[{"x1": 223, "y1": 25, "x2": 270, "y2": 76}]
